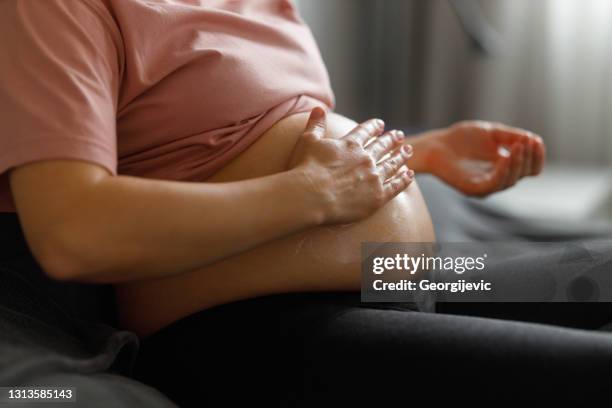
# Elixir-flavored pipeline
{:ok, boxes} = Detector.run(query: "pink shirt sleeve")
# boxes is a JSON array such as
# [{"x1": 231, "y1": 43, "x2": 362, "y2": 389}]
[{"x1": 0, "y1": 0, "x2": 121, "y2": 179}]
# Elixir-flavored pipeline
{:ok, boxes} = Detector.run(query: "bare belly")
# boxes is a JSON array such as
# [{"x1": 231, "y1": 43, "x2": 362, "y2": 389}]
[{"x1": 115, "y1": 112, "x2": 435, "y2": 336}]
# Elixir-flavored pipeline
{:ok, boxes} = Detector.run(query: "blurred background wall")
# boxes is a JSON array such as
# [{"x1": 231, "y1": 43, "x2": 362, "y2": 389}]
[{"x1": 295, "y1": 0, "x2": 612, "y2": 165}]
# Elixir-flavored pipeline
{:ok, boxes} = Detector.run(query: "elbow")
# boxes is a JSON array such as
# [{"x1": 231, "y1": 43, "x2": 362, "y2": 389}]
[
  {"x1": 38, "y1": 248, "x2": 86, "y2": 282},
  {"x1": 36, "y1": 239, "x2": 92, "y2": 283},
  {"x1": 10, "y1": 161, "x2": 120, "y2": 282},
  {"x1": 33, "y1": 225, "x2": 106, "y2": 283}
]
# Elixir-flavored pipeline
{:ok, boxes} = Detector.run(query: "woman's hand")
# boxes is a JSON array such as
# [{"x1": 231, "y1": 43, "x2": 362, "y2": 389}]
[
  {"x1": 415, "y1": 121, "x2": 546, "y2": 197},
  {"x1": 288, "y1": 107, "x2": 415, "y2": 224}
]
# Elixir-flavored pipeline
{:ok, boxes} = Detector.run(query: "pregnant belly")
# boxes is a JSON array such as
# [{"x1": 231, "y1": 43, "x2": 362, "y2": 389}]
[{"x1": 116, "y1": 111, "x2": 435, "y2": 336}]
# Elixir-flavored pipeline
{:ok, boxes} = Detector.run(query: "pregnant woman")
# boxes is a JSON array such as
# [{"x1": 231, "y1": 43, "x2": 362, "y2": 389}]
[{"x1": 0, "y1": 1, "x2": 561, "y2": 406}]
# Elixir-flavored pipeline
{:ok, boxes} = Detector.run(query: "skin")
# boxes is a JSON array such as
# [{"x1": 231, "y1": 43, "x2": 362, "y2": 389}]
[
  {"x1": 114, "y1": 112, "x2": 544, "y2": 336},
  {"x1": 410, "y1": 120, "x2": 545, "y2": 196},
  {"x1": 10, "y1": 107, "x2": 545, "y2": 336},
  {"x1": 9, "y1": 108, "x2": 413, "y2": 284},
  {"x1": 115, "y1": 111, "x2": 435, "y2": 336}
]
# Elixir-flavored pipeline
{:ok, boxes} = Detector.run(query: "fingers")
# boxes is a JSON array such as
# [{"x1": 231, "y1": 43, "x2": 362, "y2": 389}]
[
  {"x1": 518, "y1": 135, "x2": 545, "y2": 178},
  {"x1": 522, "y1": 135, "x2": 546, "y2": 177},
  {"x1": 488, "y1": 122, "x2": 546, "y2": 179},
  {"x1": 490, "y1": 123, "x2": 533, "y2": 146},
  {"x1": 532, "y1": 136, "x2": 546, "y2": 175},
  {"x1": 377, "y1": 144, "x2": 413, "y2": 181},
  {"x1": 302, "y1": 107, "x2": 327, "y2": 141},
  {"x1": 383, "y1": 167, "x2": 415, "y2": 199},
  {"x1": 522, "y1": 138, "x2": 533, "y2": 176},
  {"x1": 476, "y1": 150, "x2": 511, "y2": 196},
  {"x1": 344, "y1": 118, "x2": 385, "y2": 147},
  {"x1": 451, "y1": 121, "x2": 545, "y2": 196},
  {"x1": 486, "y1": 141, "x2": 539, "y2": 195},
  {"x1": 508, "y1": 133, "x2": 545, "y2": 179},
  {"x1": 505, "y1": 144, "x2": 524, "y2": 188},
  {"x1": 366, "y1": 130, "x2": 406, "y2": 161}
]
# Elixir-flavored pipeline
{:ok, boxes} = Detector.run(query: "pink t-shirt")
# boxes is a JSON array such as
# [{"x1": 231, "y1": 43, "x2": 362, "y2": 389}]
[{"x1": 0, "y1": 0, "x2": 335, "y2": 212}]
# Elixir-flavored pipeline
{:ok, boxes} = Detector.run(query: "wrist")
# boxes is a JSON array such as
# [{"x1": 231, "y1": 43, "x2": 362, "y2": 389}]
[
  {"x1": 406, "y1": 129, "x2": 445, "y2": 174},
  {"x1": 284, "y1": 166, "x2": 328, "y2": 227}
]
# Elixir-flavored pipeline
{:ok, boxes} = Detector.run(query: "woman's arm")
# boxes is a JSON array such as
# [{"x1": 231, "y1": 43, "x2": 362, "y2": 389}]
[
  {"x1": 406, "y1": 121, "x2": 545, "y2": 196},
  {"x1": 10, "y1": 109, "x2": 414, "y2": 284},
  {"x1": 11, "y1": 161, "x2": 321, "y2": 284}
]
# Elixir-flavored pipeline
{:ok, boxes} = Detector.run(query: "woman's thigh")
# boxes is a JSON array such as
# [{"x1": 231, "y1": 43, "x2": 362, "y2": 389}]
[{"x1": 135, "y1": 293, "x2": 612, "y2": 406}]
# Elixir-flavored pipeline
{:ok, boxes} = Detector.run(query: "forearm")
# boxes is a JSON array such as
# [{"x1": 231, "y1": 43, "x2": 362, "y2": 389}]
[
  {"x1": 404, "y1": 128, "x2": 446, "y2": 174},
  {"x1": 12, "y1": 111, "x2": 416, "y2": 284},
  {"x1": 12, "y1": 162, "x2": 321, "y2": 283}
]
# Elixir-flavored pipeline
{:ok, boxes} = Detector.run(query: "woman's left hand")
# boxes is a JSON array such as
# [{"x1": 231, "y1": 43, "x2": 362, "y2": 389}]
[{"x1": 419, "y1": 121, "x2": 546, "y2": 197}]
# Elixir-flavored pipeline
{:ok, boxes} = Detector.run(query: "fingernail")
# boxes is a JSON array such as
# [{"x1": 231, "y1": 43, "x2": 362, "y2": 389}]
[
  {"x1": 311, "y1": 107, "x2": 325, "y2": 119},
  {"x1": 408, "y1": 169, "x2": 415, "y2": 178},
  {"x1": 375, "y1": 119, "x2": 385, "y2": 129},
  {"x1": 401, "y1": 144, "x2": 413, "y2": 156},
  {"x1": 394, "y1": 130, "x2": 405, "y2": 141}
]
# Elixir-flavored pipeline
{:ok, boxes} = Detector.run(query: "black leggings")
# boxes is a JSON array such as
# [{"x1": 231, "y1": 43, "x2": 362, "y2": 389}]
[{"x1": 135, "y1": 293, "x2": 612, "y2": 406}]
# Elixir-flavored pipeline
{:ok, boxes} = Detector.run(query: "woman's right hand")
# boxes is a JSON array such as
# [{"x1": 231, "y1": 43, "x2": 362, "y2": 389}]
[{"x1": 288, "y1": 107, "x2": 415, "y2": 225}]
